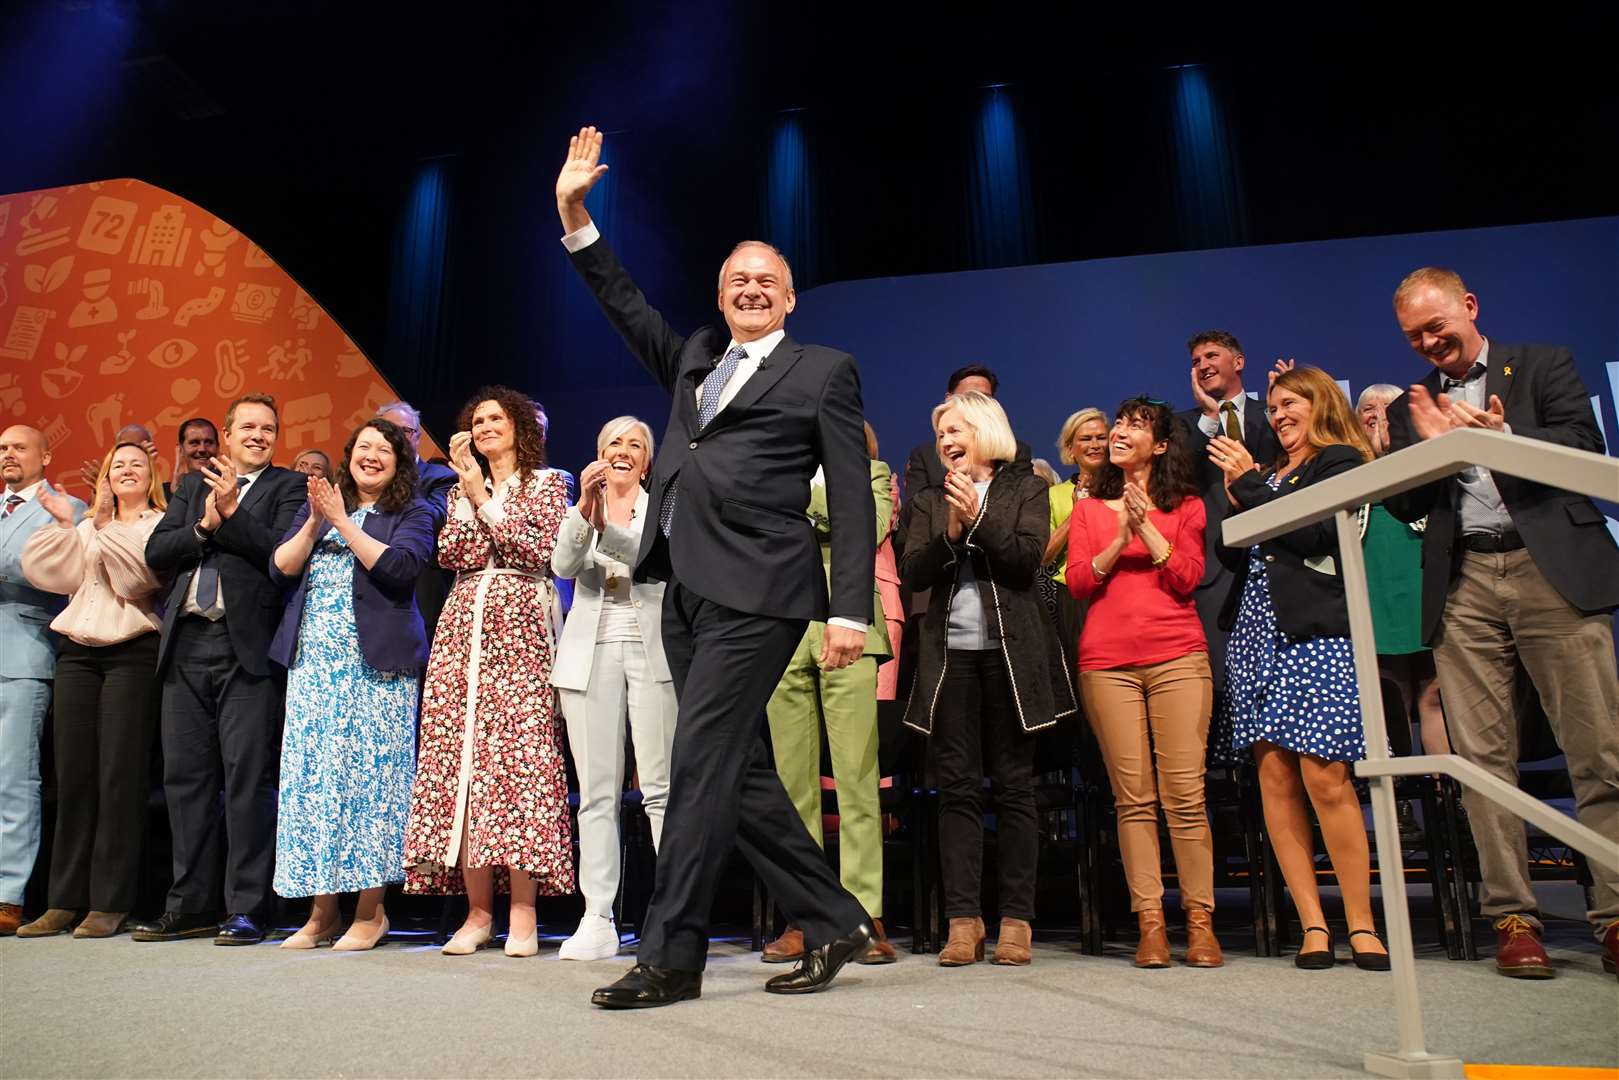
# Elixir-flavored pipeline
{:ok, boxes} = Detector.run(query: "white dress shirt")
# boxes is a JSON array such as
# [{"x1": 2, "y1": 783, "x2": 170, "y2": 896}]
[
  {"x1": 1196, "y1": 395, "x2": 1248, "y2": 440},
  {"x1": 3, "y1": 479, "x2": 45, "y2": 504},
  {"x1": 181, "y1": 465, "x2": 266, "y2": 619}
]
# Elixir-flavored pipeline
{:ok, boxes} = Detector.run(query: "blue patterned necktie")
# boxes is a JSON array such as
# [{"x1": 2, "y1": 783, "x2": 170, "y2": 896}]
[
  {"x1": 194, "y1": 476, "x2": 250, "y2": 610},
  {"x1": 660, "y1": 344, "x2": 749, "y2": 537}
]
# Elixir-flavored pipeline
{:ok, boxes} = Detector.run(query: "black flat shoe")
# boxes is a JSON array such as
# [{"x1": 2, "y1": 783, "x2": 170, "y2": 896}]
[
  {"x1": 215, "y1": 913, "x2": 264, "y2": 946},
  {"x1": 1349, "y1": 929, "x2": 1391, "y2": 971},
  {"x1": 591, "y1": 964, "x2": 703, "y2": 1009},
  {"x1": 1294, "y1": 925, "x2": 1334, "y2": 970},
  {"x1": 129, "y1": 911, "x2": 220, "y2": 942},
  {"x1": 764, "y1": 923, "x2": 874, "y2": 995}
]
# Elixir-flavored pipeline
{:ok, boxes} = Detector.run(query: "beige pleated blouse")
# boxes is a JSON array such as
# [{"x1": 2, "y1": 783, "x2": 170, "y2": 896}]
[{"x1": 21, "y1": 511, "x2": 163, "y2": 647}]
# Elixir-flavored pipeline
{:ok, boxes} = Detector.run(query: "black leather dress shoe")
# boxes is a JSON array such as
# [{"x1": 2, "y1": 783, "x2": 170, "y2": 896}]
[
  {"x1": 214, "y1": 914, "x2": 265, "y2": 946},
  {"x1": 130, "y1": 911, "x2": 220, "y2": 942},
  {"x1": 764, "y1": 923, "x2": 874, "y2": 995},
  {"x1": 591, "y1": 964, "x2": 703, "y2": 1009}
]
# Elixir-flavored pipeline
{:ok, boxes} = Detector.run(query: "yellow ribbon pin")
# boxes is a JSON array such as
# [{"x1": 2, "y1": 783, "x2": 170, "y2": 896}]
[{"x1": 1502, "y1": 366, "x2": 1512, "y2": 376}]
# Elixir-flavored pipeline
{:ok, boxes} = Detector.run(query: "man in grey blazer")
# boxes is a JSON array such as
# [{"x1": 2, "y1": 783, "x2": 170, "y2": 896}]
[{"x1": 0, "y1": 426, "x2": 85, "y2": 934}]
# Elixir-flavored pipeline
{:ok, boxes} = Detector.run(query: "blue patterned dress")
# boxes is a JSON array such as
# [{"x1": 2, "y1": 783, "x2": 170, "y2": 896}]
[
  {"x1": 1222, "y1": 474, "x2": 1367, "y2": 763},
  {"x1": 274, "y1": 507, "x2": 419, "y2": 897}
]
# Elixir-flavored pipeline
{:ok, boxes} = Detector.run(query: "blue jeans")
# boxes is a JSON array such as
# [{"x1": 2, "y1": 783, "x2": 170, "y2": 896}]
[{"x1": 0, "y1": 676, "x2": 51, "y2": 905}]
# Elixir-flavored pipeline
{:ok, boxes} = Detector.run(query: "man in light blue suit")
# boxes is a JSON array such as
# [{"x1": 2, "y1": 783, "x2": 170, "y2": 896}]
[{"x1": 0, "y1": 425, "x2": 85, "y2": 934}]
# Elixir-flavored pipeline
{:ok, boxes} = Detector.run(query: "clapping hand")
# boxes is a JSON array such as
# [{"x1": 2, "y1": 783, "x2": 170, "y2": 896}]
[
  {"x1": 577, "y1": 459, "x2": 611, "y2": 532},
  {"x1": 1363, "y1": 399, "x2": 1391, "y2": 455},
  {"x1": 448, "y1": 432, "x2": 486, "y2": 504},
  {"x1": 309, "y1": 476, "x2": 345, "y2": 522},
  {"x1": 198, "y1": 456, "x2": 241, "y2": 519},
  {"x1": 942, "y1": 468, "x2": 980, "y2": 541},
  {"x1": 556, "y1": 126, "x2": 610, "y2": 231},
  {"x1": 37, "y1": 480, "x2": 77, "y2": 527},
  {"x1": 1207, "y1": 434, "x2": 1256, "y2": 484},
  {"x1": 1268, "y1": 358, "x2": 1297, "y2": 386},
  {"x1": 1123, "y1": 480, "x2": 1153, "y2": 531}
]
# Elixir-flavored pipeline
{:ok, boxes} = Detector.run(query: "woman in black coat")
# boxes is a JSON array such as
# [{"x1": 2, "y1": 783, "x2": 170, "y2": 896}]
[
  {"x1": 1208, "y1": 364, "x2": 1389, "y2": 972},
  {"x1": 902, "y1": 391, "x2": 1077, "y2": 968}
]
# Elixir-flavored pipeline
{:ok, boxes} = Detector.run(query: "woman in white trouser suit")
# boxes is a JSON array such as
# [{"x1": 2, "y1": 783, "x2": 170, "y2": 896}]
[{"x1": 551, "y1": 416, "x2": 677, "y2": 960}]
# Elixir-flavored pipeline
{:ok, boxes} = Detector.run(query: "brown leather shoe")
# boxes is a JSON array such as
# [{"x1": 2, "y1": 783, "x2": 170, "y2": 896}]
[
  {"x1": 938, "y1": 916, "x2": 985, "y2": 966},
  {"x1": 1184, "y1": 908, "x2": 1223, "y2": 968},
  {"x1": 73, "y1": 911, "x2": 128, "y2": 939},
  {"x1": 762, "y1": 926, "x2": 804, "y2": 964},
  {"x1": 1600, "y1": 919, "x2": 1617, "y2": 979},
  {"x1": 992, "y1": 917, "x2": 1033, "y2": 966},
  {"x1": 1494, "y1": 914, "x2": 1555, "y2": 979},
  {"x1": 0, "y1": 903, "x2": 22, "y2": 936},
  {"x1": 857, "y1": 918, "x2": 897, "y2": 965},
  {"x1": 16, "y1": 908, "x2": 79, "y2": 938},
  {"x1": 1134, "y1": 909, "x2": 1170, "y2": 968}
]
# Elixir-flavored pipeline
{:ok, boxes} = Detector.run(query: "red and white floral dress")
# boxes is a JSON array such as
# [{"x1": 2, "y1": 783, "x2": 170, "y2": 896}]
[{"x1": 403, "y1": 468, "x2": 575, "y2": 896}]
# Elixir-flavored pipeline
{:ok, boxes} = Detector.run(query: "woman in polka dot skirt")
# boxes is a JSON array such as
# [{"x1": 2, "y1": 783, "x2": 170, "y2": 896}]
[{"x1": 1207, "y1": 364, "x2": 1390, "y2": 972}]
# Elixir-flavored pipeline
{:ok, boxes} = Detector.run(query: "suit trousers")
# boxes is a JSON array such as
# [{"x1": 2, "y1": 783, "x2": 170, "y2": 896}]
[
  {"x1": 765, "y1": 627, "x2": 884, "y2": 917},
  {"x1": 0, "y1": 674, "x2": 51, "y2": 905},
  {"x1": 48, "y1": 634, "x2": 160, "y2": 912},
  {"x1": 1191, "y1": 570, "x2": 1233, "y2": 708},
  {"x1": 636, "y1": 581, "x2": 868, "y2": 972},
  {"x1": 1079, "y1": 652, "x2": 1215, "y2": 913},
  {"x1": 558, "y1": 638, "x2": 677, "y2": 919},
  {"x1": 930, "y1": 648, "x2": 1038, "y2": 922},
  {"x1": 161, "y1": 616, "x2": 283, "y2": 915},
  {"x1": 1432, "y1": 550, "x2": 1619, "y2": 934}
]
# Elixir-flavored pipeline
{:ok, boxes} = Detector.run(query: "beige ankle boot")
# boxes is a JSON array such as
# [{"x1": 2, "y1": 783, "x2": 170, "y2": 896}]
[{"x1": 938, "y1": 916, "x2": 985, "y2": 966}]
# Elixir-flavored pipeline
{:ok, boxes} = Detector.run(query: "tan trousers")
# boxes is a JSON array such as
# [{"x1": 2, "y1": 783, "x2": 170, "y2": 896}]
[
  {"x1": 1432, "y1": 550, "x2": 1619, "y2": 934},
  {"x1": 1080, "y1": 652, "x2": 1215, "y2": 913}
]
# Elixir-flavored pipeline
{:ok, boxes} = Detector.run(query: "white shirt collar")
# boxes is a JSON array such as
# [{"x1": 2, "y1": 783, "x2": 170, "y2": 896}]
[
  {"x1": 729, "y1": 329, "x2": 786, "y2": 364},
  {"x1": 4, "y1": 479, "x2": 44, "y2": 501}
]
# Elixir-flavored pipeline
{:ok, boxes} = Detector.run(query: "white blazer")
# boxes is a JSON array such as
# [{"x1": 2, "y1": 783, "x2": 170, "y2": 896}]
[{"x1": 550, "y1": 491, "x2": 671, "y2": 692}]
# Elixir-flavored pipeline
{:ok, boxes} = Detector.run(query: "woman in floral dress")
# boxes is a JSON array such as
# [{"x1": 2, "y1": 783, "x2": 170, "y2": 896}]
[
  {"x1": 269, "y1": 418, "x2": 434, "y2": 951},
  {"x1": 404, "y1": 386, "x2": 573, "y2": 958}
]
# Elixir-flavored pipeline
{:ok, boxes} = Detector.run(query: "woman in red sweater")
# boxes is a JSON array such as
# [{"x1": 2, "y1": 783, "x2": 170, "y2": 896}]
[{"x1": 1068, "y1": 396, "x2": 1219, "y2": 969}]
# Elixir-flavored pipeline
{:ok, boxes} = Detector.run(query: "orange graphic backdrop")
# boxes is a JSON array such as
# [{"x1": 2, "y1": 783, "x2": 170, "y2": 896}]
[{"x1": 0, "y1": 178, "x2": 439, "y2": 497}]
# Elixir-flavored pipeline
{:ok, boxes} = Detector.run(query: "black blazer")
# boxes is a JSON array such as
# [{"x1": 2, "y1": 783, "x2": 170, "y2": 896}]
[
  {"x1": 1384, "y1": 343, "x2": 1619, "y2": 645},
  {"x1": 1178, "y1": 395, "x2": 1283, "y2": 590},
  {"x1": 145, "y1": 466, "x2": 306, "y2": 677},
  {"x1": 268, "y1": 498, "x2": 437, "y2": 674},
  {"x1": 569, "y1": 236, "x2": 874, "y2": 622},
  {"x1": 412, "y1": 460, "x2": 459, "y2": 637},
  {"x1": 1216, "y1": 443, "x2": 1365, "y2": 641}
]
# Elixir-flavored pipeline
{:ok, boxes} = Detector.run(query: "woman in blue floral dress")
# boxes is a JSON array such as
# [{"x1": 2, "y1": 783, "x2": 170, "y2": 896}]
[
  {"x1": 269, "y1": 418, "x2": 436, "y2": 951},
  {"x1": 1207, "y1": 365, "x2": 1389, "y2": 972}
]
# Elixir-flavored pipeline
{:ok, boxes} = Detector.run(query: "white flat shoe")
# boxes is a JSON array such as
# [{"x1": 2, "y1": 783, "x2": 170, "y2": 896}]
[
  {"x1": 280, "y1": 922, "x2": 341, "y2": 950},
  {"x1": 504, "y1": 930, "x2": 538, "y2": 958},
  {"x1": 441, "y1": 922, "x2": 493, "y2": 956},
  {"x1": 557, "y1": 916, "x2": 620, "y2": 961},
  {"x1": 333, "y1": 915, "x2": 389, "y2": 952}
]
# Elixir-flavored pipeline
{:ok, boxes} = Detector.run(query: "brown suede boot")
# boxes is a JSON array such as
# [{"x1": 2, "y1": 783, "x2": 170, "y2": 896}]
[
  {"x1": 938, "y1": 917, "x2": 985, "y2": 966},
  {"x1": 1184, "y1": 908, "x2": 1224, "y2": 968},
  {"x1": 1134, "y1": 909, "x2": 1170, "y2": 968},
  {"x1": 73, "y1": 911, "x2": 128, "y2": 939},
  {"x1": 16, "y1": 908, "x2": 79, "y2": 938},
  {"x1": 992, "y1": 917, "x2": 1033, "y2": 966}
]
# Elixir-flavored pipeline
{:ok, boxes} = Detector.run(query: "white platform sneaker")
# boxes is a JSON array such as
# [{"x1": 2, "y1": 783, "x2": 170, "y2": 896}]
[{"x1": 557, "y1": 915, "x2": 621, "y2": 961}]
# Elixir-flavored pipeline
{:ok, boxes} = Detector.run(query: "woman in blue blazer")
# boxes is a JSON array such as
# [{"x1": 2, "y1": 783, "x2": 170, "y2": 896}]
[{"x1": 268, "y1": 418, "x2": 435, "y2": 951}]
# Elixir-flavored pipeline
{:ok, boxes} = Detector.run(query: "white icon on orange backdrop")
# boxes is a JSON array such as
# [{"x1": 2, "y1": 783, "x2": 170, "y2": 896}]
[
  {"x1": 16, "y1": 195, "x2": 70, "y2": 255},
  {"x1": 86, "y1": 393, "x2": 124, "y2": 446},
  {"x1": 36, "y1": 414, "x2": 71, "y2": 450},
  {"x1": 0, "y1": 201, "x2": 12, "y2": 237},
  {"x1": 334, "y1": 335, "x2": 367, "y2": 378},
  {"x1": 173, "y1": 285, "x2": 225, "y2": 327},
  {"x1": 242, "y1": 242, "x2": 275, "y2": 270},
  {"x1": 0, "y1": 263, "x2": 8, "y2": 308},
  {"x1": 283, "y1": 393, "x2": 332, "y2": 448},
  {"x1": 128, "y1": 205, "x2": 192, "y2": 267},
  {"x1": 193, "y1": 219, "x2": 239, "y2": 277},
  {"x1": 215, "y1": 338, "x2": 248, "y2": 397},
  {"x1": 344, "y1": 382, "x2": 394, "y2": 432},
  {"x1": 148, "y1": 337, "x2": 197, "y2": 370},
  {"x1": 41, "y1": 342, "x2": 88, "y2": 400},
  {"x1": 0, "y1": 305, "x2": 53, "y2": 362},
  {"x1": 290, "y1": 288, "x2": 320, "y2": 331},
  {"x1": 230, "y1": 282, "x2": 280, "y2": 324},
  {"x1": 22, "y1": 254, "x2": 73, "y2": 294},
  {"x1": 154, "y1": 377, "x2": 203, "y2": 429},
  {"x1": 260, "y1": 338, "x2": 310, "y2": 381},
  {"x1": 101, "y1": 330, "x2": 137, "y2": 375},
  {"x1": 76, "y1": 195, "x2": 138, "y2": 256},
  {"x1": 67, "y1": 269, "x2": 117, "y2": 328},
  {"x1": 129, "y1": 278, "x2": 170, "y2": 320},
  {"x1": 0, "y1": 373, "x2": 27, "y2": 418}
]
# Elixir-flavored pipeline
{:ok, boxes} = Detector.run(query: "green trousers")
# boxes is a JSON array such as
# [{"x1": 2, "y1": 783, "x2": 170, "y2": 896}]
[{"x1": 764, "y1": 623, "x2": 883, "y2": 917}]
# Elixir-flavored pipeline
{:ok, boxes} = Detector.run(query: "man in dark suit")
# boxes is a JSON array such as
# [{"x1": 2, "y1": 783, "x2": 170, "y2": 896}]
[
  {"x1": 557, "y1": 126, "x2": 875, "y2": 1008},
  {"x1": 376, "y1": 401, "x2": 458, "y2": 639},
  {"x1": 133, "y1": 393, "x2": 304, "y2": 946},
  {"x1": 1175, "y1": 330, "x2": 1281, "y2": 708},
  {"x1": 1383, "y1": 267, "x2": 1619, "y2": 979}
]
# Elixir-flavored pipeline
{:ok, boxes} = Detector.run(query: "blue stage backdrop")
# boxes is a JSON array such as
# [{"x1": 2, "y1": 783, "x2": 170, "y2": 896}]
[{"x1": 787, "y1": 217, "x2": 1619, "y2": 513}]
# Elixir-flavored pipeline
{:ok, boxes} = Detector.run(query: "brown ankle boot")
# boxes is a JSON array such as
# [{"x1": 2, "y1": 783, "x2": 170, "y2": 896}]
[
  {"x1": 938, "y1": 917, "x2": 985, "y2": 966},
  {"x1": 1184, "y1": 908, "x2": 1223, "y2": 968},
  {"x1": 992, "y1": 917, "x2": 1032, "y2": 966},
  {"x1": 1134, "y1": 909, "x2": 1170, "y2": 968}
]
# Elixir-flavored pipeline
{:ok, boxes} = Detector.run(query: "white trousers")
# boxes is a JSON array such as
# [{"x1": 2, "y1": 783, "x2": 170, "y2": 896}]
[{"x1": 559, "y1": 639, "x2": 677, "y2": 918}]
